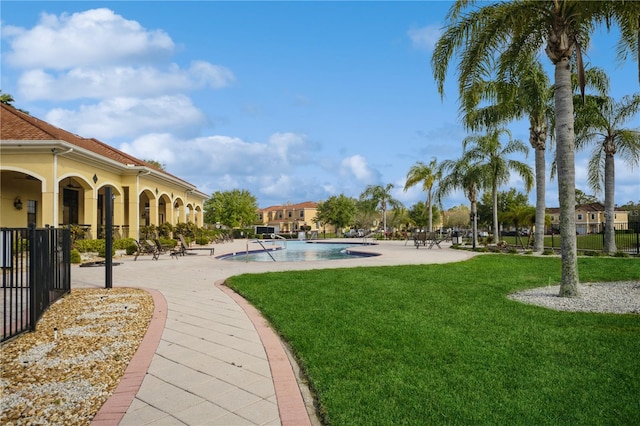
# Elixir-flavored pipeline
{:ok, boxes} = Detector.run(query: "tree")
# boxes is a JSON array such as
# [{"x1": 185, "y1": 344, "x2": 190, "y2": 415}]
[
  {"x1": 143, "y1": 159, "x2": 166, "y2": 171},
  {"x1": 313, "y1": 194, "x2": 357, "y2": 235},
  {"x1": 203, "y1": 189, "x2": 258, "y2": 229},
  {"x1": 0, "y1": 91, "x2": 15, "y2": 105},
  {"x1": 575, "y1": 93, "x2": 640, "y2": 253},
  {"x1": 404, "y1": 158, "x2": 441, "y2": 232},
  {"x1": 442, "y1": 204, "x2": 470, "y2": 229},
  {"x1": 461, "y1": 53, "x2": 553, "y2": 254},
  {"x1": 574, "y1": 189, "x2": 600, "y2": 206},
  {"x1": 461, "y1": 129, "x2": 533, "y2": 244},
  {"x1": 432, "y1": 0, "x2": 640, "y2": 296},
  {"x1": 438, "y1": 156, "x2": 486, "y2": 248},
  {"x1": 354, "y1": 198, "x2": 379, "y2": 230},
  {"x1": 477, "y1": 188, "x2": 530, "y2": 234},
  {"x1": 408, "y1": 201, "x2": 441, "y2": 229},
  {"x1": 360, "y1": 184, "x2": 403, "y2": 237},
  {"x1": 502, "y1": 205, "x2": 536, "y2": 248}
]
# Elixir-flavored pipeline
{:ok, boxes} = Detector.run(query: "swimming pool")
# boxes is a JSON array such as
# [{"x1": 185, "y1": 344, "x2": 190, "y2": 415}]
[{"x1": 218, "y1": 240, "x2": 379, "y2": 262}]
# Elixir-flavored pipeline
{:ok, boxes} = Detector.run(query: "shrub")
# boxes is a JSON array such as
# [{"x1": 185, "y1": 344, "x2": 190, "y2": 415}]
[
  {"x1": 195, "y1": 236, "x2": 209, "y2": 245},
  {"x1": 70, "y1": 249, "x2": 82, "y2": 264},
  {"x1": 542, "y1": 249, "x2": 555, "y2": 255},
  {"x1": 126, "y1": 242, "x2": 138, "y2": 255},
  {"x1": 613, "y1": 251, "x2": 630, "y2": 258}
]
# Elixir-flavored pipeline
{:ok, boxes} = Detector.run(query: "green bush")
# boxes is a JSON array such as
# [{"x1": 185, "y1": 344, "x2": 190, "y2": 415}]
[
  {"x1": 613, "y1": 251, "x2": 630, "y2": 258},
  {"x1": 126, "y1": 243, "x2": 138, "y2": 255},
  {"x1": 70, "y1": 249, "x2": 82, "y2": 264},
  {"x1": 195, "y1": 236, "x2": 209, "y2": 245}
]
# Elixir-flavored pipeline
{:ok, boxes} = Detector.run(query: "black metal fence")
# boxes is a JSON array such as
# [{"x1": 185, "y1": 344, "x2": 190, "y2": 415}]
[
  {"x1": 545, "y1": 223, "x2": 640, "y2": 255},
  {"x1": 1, "y1": 226, "x2": 71, "y2": 343}
]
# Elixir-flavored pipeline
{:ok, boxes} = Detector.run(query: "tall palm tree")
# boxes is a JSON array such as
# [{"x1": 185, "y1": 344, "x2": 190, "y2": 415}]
[
  {"x1": 437, "y1": 157, "x2": 486, "y2": 249},
  {"x1": 404, "y1": 158, "x2": 441, "y2": 232},
  {"x1": 575, "y1": 93, "x2": 640, "y2": 253},
  {"x1": 432, "y1": 0, "x2": 640, "y2": 297},
  {"x1": 360, "y1": 184, "x2": 403, "y2": 238},
  {"x1": 461, "y1": 129, "x2": 534, "y2": 244},
  {"x1": 461, "y1": 54, "x2": 552, "y2": 253}
]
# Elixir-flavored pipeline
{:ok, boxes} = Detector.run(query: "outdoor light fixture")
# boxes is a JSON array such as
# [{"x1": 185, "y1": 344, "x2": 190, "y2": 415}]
[{"x1": 14, "y1": 197, "x2": 23, "y2": 210}]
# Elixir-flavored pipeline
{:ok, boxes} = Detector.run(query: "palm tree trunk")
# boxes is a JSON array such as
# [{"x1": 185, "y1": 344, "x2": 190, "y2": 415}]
[
  {"x1": 534, "y1": 146, "x2": 546, "y2": 253},
  {"x1": 603, "y1": 151, "x2": 617, "y2": 254},
  {"x1": 492, "y1": 184, "x2": 499, "y2": 244},
  {"x1": 554, "y1": 58, "x2": 579, "y2": 297},
  {"x1": 427, "y1": 190, "x2": 433, "y2": 233}
]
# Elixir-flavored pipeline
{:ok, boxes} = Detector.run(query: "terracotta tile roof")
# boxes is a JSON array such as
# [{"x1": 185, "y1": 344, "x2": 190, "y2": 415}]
[
  {"x1": 259, "y1": 201, "x2": 318, "y2": 212},
  {"x1": 0, "y1": 103, "x2": 190, "y2": 184}
]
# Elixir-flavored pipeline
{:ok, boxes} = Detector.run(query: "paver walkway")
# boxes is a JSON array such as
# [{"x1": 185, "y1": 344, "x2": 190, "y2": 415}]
[{"x1": 71, "y1": 238, "x2": 474, "y2": 425}]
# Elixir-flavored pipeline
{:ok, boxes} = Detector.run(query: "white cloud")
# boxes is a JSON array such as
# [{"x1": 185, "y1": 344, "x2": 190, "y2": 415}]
[
  {"x1": 46, "y1": 95, "x2": 207, "y2": 139},
  {"x1": 408, "y1": 25, "x2": 441, "y2": 51},
  {"x1": 340, "y1": 155, "x2": 381, "y2": 184},
  {"x1": 18, "y1": 62, "x2": 234, "y2": 101},
  {"x1": 5, "y1": 8, "x2": 174, "y2": 70}
]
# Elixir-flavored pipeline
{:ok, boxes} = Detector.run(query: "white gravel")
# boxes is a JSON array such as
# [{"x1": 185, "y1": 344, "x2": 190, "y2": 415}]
[{"x1": 509, "y1": 281, "x2": 640, "y2": 314}]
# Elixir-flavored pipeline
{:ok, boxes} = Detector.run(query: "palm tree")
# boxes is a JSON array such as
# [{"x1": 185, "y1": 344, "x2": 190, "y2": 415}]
[
  {"x1": 461, "y1": 129, "x2": 534, "y2": 244},
  {"x1": 461, "y1": 54, "x2": 552, "y2": 254},
  {"x1": 575, "y1": 93, "x2": 640, "y2": 253},
  {"x1": 432, "y1": 0, "x2": 640, "y2": 297},
  {"x1": 437, "y1": 157, "x2": 486, "y2": 249},
  {"x1": 501, "y1": 205, "x2": 536, "y2": 249},
  {"x1": 404, "y1": 158, "x2": 441, "y2": 232},
  {"x1": 360, "y1": 184, "x2": 403, "y2": 238}
]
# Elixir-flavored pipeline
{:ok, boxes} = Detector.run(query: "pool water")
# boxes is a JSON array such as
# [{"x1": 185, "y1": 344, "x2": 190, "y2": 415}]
[{"x1": 218, "y1": 240, "x2": 378, "y2": 262}]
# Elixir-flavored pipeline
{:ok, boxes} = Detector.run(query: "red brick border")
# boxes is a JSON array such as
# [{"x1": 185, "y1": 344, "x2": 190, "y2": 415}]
[
  {"x1": 216, "y1": 280, "x2": 311, "y2": 426},
  {"x1": 91, "y1": 288, "x2": 168, "y2": 425}
]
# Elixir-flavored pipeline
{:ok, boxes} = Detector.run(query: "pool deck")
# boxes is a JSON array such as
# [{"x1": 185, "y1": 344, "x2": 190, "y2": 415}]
[{"x1": 72, "y1": 238, "x2": 475, "y2": 425}]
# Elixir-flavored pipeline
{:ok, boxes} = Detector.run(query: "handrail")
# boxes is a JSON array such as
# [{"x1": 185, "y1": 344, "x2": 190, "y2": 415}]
[
  {"x1": 256, "y1": 239, "x2": 277, "y2": 261},
  {"x1": 270, "y1": 233, "x2": 287, "y2": 249}
]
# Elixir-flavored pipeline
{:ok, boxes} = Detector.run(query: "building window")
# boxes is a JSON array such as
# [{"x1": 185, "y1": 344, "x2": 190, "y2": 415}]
[
  {"x1": 27, "y1": 200, "x2": 37, "y2": 227},
  {"x1": 278, "y1": 213, "x2": 282, "y2": 219},
  {"x1": 299, "y1": 211, "x2": 304, "y2": 218},
  {"x1": 288, "y1": 211, "x2": 292, "y2": 218},
  {"x1": 577, "y1": 214, "x2": 583, "y2": 220},
  {"x1": 590, "y1": 214, "x2": 595, "y2": 220}
]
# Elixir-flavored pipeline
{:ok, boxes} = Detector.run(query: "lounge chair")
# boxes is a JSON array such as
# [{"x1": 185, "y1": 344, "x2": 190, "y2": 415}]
[
  {"x1": 155, "y1": 239, "x2": 179, "y2": 259},
  {"x1": 134, "y1": 239, "x2": 159, "y2": 260},
  {"x1": 177, "y1": 234, "x2": 215, "y2": 256}
]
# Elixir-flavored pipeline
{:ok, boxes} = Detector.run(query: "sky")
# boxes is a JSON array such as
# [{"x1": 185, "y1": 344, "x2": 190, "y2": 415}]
[{"x1": 2, "y1": 1, "x2": 639, "y2": 210}]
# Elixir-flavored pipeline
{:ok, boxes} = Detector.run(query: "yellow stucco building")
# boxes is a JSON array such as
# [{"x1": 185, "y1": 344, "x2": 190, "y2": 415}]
[{"x1": 1, "y1": 103, "x2": 208, "y2": 239}]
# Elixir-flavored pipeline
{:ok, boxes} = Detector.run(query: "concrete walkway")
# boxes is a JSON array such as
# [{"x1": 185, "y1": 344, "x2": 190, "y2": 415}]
[{"x1": 72, "y1": 238, "x2": 475, "y2": 425}]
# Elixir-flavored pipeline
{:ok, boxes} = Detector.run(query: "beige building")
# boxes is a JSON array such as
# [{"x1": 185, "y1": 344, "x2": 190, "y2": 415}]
[
  {"x1": 1, "y1": 103, "x2": 208, "y2": 239},
  {"x1": 257, "y1": 202, "x2": 320, "y2": 234},
  {"x1": 547, "y1": 202, "x2": 629, "y2": 235}
]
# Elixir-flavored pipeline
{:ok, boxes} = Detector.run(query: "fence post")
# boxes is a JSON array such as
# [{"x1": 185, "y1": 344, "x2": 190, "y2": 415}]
[
  {"x1": 105, "y1": 186, "x2": 113, "y2": 289},
  {"x1": 28, "y1": 223, "x2": 36, "y2": 331}
]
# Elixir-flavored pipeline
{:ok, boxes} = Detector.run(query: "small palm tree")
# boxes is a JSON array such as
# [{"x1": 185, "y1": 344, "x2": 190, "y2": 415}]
[
  {"x1": 501, "y1": 205, "x2": 536, "y2": 249},
  {"x1": 404, "y1": 158, "x2": 441, "y2": 232},
  {"x1": 437, "y1": 157, "x2": 486, "y2": 249},
  {"x1": 461, "y1": 129, "x2": 534, "y2": 244},
  {"x1": 360, "y1": 184, "x2": 403, "y2": 238},
  {"x1": 575, "y1": 93, "x2": 640, "y2": 253}
]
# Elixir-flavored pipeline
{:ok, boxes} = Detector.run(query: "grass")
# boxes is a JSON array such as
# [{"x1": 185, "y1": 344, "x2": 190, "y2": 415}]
[{"x1": 226, "y1": 256, "x2": 640, "y2": 425}]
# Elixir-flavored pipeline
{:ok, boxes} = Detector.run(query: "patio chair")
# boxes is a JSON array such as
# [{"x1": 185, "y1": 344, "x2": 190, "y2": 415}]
[
  {"x1": 134, "y1": 239, "x2": 159, "y2": 261},
  {"x1": 155, "y1": 239, "x2": 179, "y2": 259},
  {"x1": 177, "y1": 234, "x2": 215, "y2": 256}
]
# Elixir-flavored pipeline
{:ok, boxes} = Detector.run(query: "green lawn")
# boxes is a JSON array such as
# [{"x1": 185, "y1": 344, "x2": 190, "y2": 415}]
[{"x1": 227, "y1": 256, "x2": 640, "y2": 425}]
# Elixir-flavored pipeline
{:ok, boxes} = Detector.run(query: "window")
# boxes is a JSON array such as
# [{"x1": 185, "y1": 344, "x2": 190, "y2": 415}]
[
  {"x1": 590, "y1": 214, "x2": 595, "y2": 220},
  {"x1": 278, "y1": 213, "x2": 282, "y2": 219},
  {"x1": 27, "y1": 200, "x2": 37, "y2": 227},
  {"x1": 288, "y1": 211, "x2": 292, "y2": 218},
  {"x1": 577, "y1": 214, "x2": 583, "y2": 220},
  {"x1": 299, "y1": 211, "x2": 304, "y2": 218}
]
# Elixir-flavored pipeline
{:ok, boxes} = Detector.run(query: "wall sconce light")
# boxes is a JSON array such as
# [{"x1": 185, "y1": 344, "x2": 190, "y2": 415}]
[{"x1": 14, "y1": 197, "x2": 23, "y2": 210}]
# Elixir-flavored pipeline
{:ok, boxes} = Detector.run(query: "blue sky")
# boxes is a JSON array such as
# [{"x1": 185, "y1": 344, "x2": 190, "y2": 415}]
[{"x1": 2, "y1": 1, "x2": 638, "y2": 209}]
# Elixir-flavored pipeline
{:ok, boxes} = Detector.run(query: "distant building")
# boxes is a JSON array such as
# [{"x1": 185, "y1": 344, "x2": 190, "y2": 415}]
[
  {"x1": 546, "y1": 202, "x2": 629, "y2": 235},
  {"x1": 256, "y1": 202, "x2": 319, "y2": 234},
  {"x1": 1, "y1": 103, "x2": 208, "y2": 239}
]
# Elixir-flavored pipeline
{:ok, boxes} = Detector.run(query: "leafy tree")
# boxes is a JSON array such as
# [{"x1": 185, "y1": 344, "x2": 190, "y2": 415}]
[
  {"x1": 0, "y1": 91, "x2": 15, "y2": 105},
  {"x1": 574, "y1": 189, "x2": 600, "y2": 206},
  {"x1": 204, "y1": 189, "x2": 258, "y2": 228},
  {"x1": 502, "y1": 205, "x2": 536, "y2": 248},
  {"x1": 443, "y1": 204, "x2": 470, "y2": 229},
  {"x1": 360, "y1": 184, "x2": 403, "y2": 237},
  {"x1": 143, "y1": 159, "x2": 166, "y2": 171},
  {"x1": 461, "y1": 129, "x2": 533, "y2": 244},
  {"x1": 477, "y1": 189, "x2": 530, "y2": 233},
  {"x1": 404, "y1": 158, "x2": 441, "y2": 232},
  {"x1": 432, "y1": 0, "x2": 640, "y2": 296},
  {"x1": 408, "y1": 201, "x2": 440, "y2": 229},
  {"x1": 575, "y1": 93, "x2": 640, "y2": 253},
  {"x1": 313, "y1": 194, "x2": 357, "y2": 235},
  {"x1": 353, "y1": 198, "x2": 379, "y2": 230}
]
